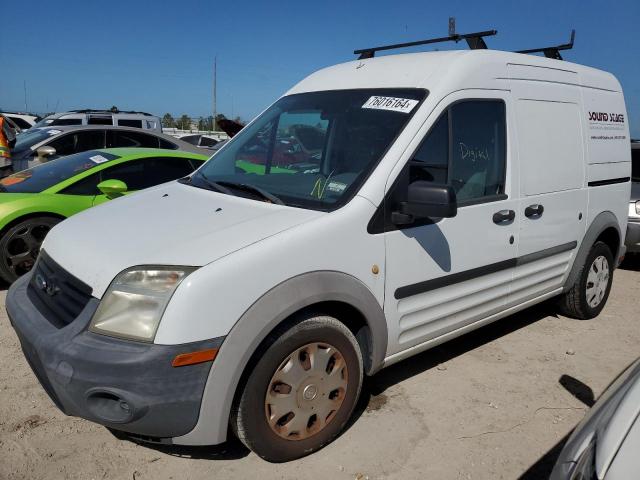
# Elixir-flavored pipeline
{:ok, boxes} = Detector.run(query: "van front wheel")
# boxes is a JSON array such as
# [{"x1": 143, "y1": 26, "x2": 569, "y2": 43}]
[
  {"x1": 559, "y1": 241, "x2": 614, "y2": 319},
  {"x1": 232, "y1": 315, "x2": 363, "y2": 462}
]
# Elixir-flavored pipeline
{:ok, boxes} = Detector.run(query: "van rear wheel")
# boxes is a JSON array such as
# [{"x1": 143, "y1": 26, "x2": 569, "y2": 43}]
[
  {"x1": 559, "y1": 241, "x2": 614, "y2": 319},
  {"x1": 231, "y1": 315, "x2": 363, "y2": 462}
]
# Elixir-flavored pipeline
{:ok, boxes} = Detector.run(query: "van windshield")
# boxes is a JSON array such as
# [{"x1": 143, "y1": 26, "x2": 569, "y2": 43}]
[
  {"x1": 632, "y1": 148, "x2": 640, "y2": 182},
  {"x1": 190, "y1": 88, "x2": 426, "y2": 210}
]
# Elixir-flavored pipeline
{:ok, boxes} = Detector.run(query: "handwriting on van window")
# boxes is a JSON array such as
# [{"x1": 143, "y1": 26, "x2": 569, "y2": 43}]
[{"x1": 459, "y1": 143, "x2": 489, "y2": 163}]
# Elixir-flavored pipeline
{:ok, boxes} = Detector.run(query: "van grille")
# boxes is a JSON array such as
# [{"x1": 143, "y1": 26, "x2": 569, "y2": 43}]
[{"x1": 27, "y1": 251, "x2": 93, "y2": 328}]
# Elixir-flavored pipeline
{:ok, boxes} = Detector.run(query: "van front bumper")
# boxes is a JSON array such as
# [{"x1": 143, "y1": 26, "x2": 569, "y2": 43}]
[
  {"x1": 6, "y1": 272, "x2": 223, "y2": 441},
  {"x1": 626, "y1": 219, "x2": 640, "y2": 254}
]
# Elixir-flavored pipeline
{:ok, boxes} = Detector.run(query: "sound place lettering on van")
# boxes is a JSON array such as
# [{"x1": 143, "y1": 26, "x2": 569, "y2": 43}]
[{"x1": 588, "y1": 111, "x2": 625, "y2": 123}]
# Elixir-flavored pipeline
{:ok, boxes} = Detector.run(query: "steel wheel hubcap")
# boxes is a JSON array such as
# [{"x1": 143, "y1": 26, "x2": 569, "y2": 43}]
[
  {"x1": 586, "y1": 255, "x2": 610, "y2": 308},
  {"x1": 265, "y1": 342, "x2": 348, "y2": 441}
]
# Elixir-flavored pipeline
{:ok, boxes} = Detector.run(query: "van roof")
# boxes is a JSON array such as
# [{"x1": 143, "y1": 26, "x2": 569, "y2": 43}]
[{"x1": 287, "y1": 49, "x2": 621, "y2": 96}]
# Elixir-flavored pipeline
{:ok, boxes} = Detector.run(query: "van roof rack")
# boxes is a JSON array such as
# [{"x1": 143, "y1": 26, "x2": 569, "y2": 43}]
[
  {"x1": 515, "y1": 30, "x2": 575, "y2": 60},
  {"x1": 354, "y1": 29, "x2": 497, "y2": 60},
  {"x1": 354, "y1": 18, "x2": 575, "y2": 61}
]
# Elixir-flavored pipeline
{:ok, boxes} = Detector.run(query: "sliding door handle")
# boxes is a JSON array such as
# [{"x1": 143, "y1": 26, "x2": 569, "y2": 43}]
[
  {"x1": 525, "y1": 204, "x2": 544, "y2": 218},
  {"x1": 493, "y1": 209, "x2": 515, "y2": 225}
]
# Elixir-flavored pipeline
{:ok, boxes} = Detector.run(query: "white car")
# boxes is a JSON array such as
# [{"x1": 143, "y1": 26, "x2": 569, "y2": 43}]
[
  {"x1": 7, "y1": 37, "x2": 631, "y2": 462},
  {"x1": 551, "y1": 359, "x2": 640, "y2": 480}
]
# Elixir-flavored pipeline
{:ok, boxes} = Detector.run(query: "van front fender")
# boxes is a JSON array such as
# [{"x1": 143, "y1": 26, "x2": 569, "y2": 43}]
[{"x1": 172, "y1": 270, "x2": 387, "y2": 445}]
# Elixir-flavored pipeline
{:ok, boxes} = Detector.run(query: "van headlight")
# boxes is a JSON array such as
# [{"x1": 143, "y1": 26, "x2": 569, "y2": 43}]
[{"x1": 89, "y1": 267, "x2": 196, "y2": 342}]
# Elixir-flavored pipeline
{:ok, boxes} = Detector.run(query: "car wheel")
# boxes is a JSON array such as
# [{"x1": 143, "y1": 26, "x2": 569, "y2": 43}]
[
  {"x1": 0, "y1": 216, "x2": 61, "y2": 284},
  {"x1": 559, "y1": 241, "x2": 614, "y2": 319},
  {"x1": 232, "y1": 315, "x2": 363, "y2": 462}
]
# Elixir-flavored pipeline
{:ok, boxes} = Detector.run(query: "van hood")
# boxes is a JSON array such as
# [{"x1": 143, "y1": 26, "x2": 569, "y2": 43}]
[{"x1": 42, "y1": 181, "x2": 324, "y2": 297}]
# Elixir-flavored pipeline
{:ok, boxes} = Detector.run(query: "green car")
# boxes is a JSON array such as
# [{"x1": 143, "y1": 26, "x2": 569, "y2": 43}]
[{"x1": 0, "y1": 148, "x2": 208, "y2": 283}]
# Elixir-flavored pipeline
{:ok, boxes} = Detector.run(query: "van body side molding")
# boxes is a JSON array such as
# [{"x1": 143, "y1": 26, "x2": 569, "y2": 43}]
[
  {"x1": 588, "y1": 177, "x2": 630, "y2": 187},
  {"x1": 394, "y1": 241, "x2": 577, "y2": 300}
]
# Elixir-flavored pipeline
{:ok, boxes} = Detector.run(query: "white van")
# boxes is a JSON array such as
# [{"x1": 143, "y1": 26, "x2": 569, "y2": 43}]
[{"x1": 7, "y1": 40, "x2": 631, "y2": 462}]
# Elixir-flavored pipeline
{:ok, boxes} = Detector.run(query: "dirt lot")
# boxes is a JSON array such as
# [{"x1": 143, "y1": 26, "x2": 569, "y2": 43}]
[{"x1": 1, "y1": 260, "x2": 639, "y2": 480}]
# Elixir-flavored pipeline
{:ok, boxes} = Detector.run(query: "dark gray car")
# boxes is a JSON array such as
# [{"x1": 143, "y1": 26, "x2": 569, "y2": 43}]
[{"x1": 9, "y1": 125, "x2": 207, "y2": 173}]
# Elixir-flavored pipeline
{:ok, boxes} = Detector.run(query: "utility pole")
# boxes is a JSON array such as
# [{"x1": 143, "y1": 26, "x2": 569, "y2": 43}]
[
  {"x1": 212, "y1": 56, "x2": 217, "y2": 132},
  {"x1": 23, "y1": 80, "x2": 28, "y2": 112}
]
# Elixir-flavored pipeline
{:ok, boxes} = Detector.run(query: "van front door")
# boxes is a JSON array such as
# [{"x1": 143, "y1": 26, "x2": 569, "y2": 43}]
[{"x1": 381, "y1": 93, "x2": 519, "y2": 358}]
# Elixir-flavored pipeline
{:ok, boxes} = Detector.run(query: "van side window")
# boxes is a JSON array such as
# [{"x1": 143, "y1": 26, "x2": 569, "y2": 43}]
[
  {"x1": 410, "y1": 111, "x2": 448, "y2": 184},
  {"x1": 409, "y1": 100, "x2": 506, "y2": 204}
]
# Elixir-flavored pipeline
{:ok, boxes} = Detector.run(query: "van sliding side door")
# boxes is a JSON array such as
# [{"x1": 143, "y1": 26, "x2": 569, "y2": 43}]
[{"x1": 508, "y1": 65, "x2": 587, "y2": 308}]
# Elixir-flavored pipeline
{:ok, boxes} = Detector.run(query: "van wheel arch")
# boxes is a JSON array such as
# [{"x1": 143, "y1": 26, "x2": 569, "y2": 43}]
[
  {"x1": 225, "y1": 272, "x2": 387, "y2": 436},
  {"x1": 564, "y1": 211, "x2": 621, "y2": 292},
  {"x1": 233, "y1": 300, "x2": 374, "y2": 400}
]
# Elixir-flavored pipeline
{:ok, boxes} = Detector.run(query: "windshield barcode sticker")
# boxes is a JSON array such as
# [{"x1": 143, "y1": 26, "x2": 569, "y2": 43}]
[
  {"x1": 362, "y1": 96, "x2": 419, "y2": 113},
  {"x1": 90, "y1": 155, "x2": 109, "y2": 164}
]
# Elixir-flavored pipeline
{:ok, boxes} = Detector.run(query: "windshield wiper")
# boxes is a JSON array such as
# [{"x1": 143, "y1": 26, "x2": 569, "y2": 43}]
[
  {"x1": 216, "y1": 181, "x2": 285, "y2": 205},
  {"x1": 182, "y1": 173, "x2": 234, "y2": 195}
]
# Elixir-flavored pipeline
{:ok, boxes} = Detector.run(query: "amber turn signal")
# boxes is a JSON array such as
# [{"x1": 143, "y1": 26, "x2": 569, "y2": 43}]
[{"x1": 172, "y1": 348, "x2": 218, "y2": 367}]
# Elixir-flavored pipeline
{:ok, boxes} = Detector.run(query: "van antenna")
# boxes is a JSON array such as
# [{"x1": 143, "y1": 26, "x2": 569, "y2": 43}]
[{"x1": 516, "y1": 30, "x2": 575, "y2": 60}]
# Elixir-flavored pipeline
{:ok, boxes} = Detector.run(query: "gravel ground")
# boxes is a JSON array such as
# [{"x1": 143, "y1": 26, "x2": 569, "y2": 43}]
[{"x1": 1, "y1": 259, "x2": 639, "y2": 480}]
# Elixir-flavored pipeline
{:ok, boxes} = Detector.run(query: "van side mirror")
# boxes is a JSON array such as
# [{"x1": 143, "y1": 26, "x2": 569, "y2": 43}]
[
  {"x1": 36, "y1": 146, "x2": 56, "y2": 161},
  {"x1": 97, "y1": 179, "x2": 128, "y2": 198},
  {"x1": 392, "y1": 182, "x2": 457, "y2": 225}
]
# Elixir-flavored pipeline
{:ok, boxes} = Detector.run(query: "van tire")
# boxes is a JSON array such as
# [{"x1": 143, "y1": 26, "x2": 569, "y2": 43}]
[
  {"x1": 559, "y1": 241, "x2": 614, "y2": 319},
  {"x1": 231, "y1": 315, "x2": 363, "y2": 462}
]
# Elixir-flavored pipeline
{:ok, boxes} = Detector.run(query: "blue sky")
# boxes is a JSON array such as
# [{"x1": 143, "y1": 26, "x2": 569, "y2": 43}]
[{"x1": 1, "y1": 0, "x2": 638, "y2": 135}]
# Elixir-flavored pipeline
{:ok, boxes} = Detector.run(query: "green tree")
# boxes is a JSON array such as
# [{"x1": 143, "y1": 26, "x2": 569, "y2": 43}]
[
  {"x1": 178, "y1": 114, "x2": 192, "y2": 130},
  {"x1": 110, "y1": 105, "x2": 119, "y2": 113},
  {"x1": 161, "y1": 113, "x2": 175, "y2": 128}
]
